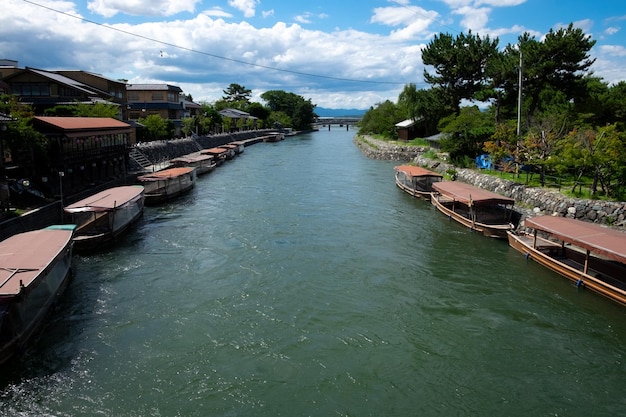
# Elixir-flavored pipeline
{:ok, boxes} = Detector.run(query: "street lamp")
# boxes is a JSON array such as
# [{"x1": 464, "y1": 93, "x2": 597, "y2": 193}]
[
  {"x1": 59, "y1": 171, "x2": 65, "y2": 208},
  {"x1": 0, "y1": 122, "x2": 7, "y2": 176}
]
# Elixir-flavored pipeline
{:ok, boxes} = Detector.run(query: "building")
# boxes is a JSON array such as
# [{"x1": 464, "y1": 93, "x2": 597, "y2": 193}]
[
  {"x1": 32, "y1": 116, "x2": 133, "y2": 196},
  {"x1": 2, "y1": 67, "x2": 122, "y2": 116},
  {"x1": 395, "y1": 119, "x2": 418, "y2": 141},
  {"x1": 126, "y1": 84, "x2": 186, "y2": 136}
]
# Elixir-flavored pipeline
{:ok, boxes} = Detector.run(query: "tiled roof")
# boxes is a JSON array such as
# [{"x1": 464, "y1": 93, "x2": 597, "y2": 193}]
[
  {"x1": 126, "y1": 84, "x2": 183, "y2": 92},
  {"x1": 33, "y1": 116, "x2": 131, "y2": 130}
]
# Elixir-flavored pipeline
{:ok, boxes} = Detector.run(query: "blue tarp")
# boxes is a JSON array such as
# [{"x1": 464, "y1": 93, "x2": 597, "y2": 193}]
[{"x1": 475, "y1": 154, "x2": 492, "y2": 170}]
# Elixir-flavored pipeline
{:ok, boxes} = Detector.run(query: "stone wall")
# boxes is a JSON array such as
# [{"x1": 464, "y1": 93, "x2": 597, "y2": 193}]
[{"x1": 354, "y1": 135, "x2": 626, "y2": 229}]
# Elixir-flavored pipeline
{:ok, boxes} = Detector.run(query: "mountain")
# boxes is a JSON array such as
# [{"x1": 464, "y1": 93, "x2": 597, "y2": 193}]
[{"x1": 315, "y1": 107, "x2": 366, "y2": 117}]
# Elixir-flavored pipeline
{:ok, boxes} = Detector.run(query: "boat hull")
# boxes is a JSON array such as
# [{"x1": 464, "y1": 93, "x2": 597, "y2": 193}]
[
  {"x1": 140, "y1": 169, "x2": 197, "y2": 205},
  {"x1": 507, "y1": 231, "x2": 626, "y2": 306},
  {"x1": 0, "y1": 226, "x2": 75, "y2": 365},
  {"x1": 431, "y1": 194, "x2": 512, "y2": 238}
]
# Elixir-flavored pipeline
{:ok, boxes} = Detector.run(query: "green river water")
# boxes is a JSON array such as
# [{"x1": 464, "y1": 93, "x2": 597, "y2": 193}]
[{"x1": 1, "y1": 127, "x2": 625, "y2": 416}]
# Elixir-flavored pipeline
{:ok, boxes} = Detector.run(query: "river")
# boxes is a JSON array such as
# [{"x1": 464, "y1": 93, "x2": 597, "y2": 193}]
[{"x1": 1, "y1": 126, "x2": 625, "y2": 416}]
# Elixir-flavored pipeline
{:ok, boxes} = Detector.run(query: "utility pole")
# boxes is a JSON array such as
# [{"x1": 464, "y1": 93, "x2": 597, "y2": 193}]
[{"x1": 517, "y1": 49, "x2": 523, "y2": 137}]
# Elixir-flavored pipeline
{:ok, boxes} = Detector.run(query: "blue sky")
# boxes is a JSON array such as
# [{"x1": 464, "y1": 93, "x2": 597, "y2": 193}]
[{"x1": 2, "y1": 0, "x2": 625, "y2": 110}]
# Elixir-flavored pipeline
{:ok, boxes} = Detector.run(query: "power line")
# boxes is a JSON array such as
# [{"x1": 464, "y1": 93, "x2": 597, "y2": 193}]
[{"x1": 21, "y1": 0, "x2": 412, "y2": 86}]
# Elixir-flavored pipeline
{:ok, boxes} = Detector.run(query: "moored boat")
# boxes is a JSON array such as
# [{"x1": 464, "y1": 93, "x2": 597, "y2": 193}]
[
  {"x1": 229, "y1": 141, "x2": 245, "y2": 154},
  {"x1": 431, "y1": 181, "x2": 516, "y2": 238},
  {"x1": 169, "y1": 154, "x2": 216, "y2": 175},
  {"x1": 200, "y1": 147, "x2": 229, "y2": 165},
  {"x1": 0, "y1": 224, "x2": 76, "y2": 365},
  {"x1": 137, "y1": 167, "x2": 197, "y2": 205},
  {"x1": 508, "y1": 215, "x2": 626, "y2": 306},
  {"x1": 64, "y1": 185, "x2": 145, "y2": 252},
  {"x1": 394, "y1": 165, "x2": 442, "y2": 199},
  {"x1": 220, "y1": 143, "x2": 239, "y2": 157}
]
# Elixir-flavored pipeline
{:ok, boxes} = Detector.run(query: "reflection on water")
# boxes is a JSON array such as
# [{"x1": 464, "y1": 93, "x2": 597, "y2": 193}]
[{"x1": 1, "y1": 127, "x2": 625, "y2": 416}]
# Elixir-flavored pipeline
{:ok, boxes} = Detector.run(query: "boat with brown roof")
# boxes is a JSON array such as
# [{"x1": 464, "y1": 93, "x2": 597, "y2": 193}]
[
  {"x1": 137, "y1": 167, "x2": 197, "y2": 205},
  {"x1": 63, "y1": 185, "x2": 145, "y2": 252},
  {"x1": 394, "y1": 165, "x2": 443, "y2": 200},
  {"x1": 508, "y1": 215, "x2": 626, "y2": 306},
  {"x1": 200, "y1": 147, "x2": 229, "y2": 165},
  {"x1": 431, "y1": 181, "x2": 516, "y2": 238},
  {"x1": 0, "y1": 224, "x2": 76, "y2": 365},
  {"x1": 169, "y1": 154, "x2": 216, "y2": 175}
]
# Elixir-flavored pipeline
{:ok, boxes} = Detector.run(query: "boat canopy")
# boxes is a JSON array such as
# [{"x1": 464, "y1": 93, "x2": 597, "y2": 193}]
[
  {"x1": 0, "y1": 226, "x2": 75, "y2": 296},
  {"x1": 137, "y1": 167, "x2": 195, "y2": 181},
  {"x1": 525, "y1": 216, "x2": 626, "y2": 264},
  {"x1": 201, "y1": 148, "x2": 228, "y2": 155},
  {"x1": 170, "y1": 154, "x2": 213, "y2": 164},
  {"x1": 395, "y1": 165, "x2": 443, "y2": 178},
  {"x1": 432, "y1": 181, "x2": 514, "y2": 206},
  {"x1": 64, "y1": 186, "x2": 144, "y2": 213}
]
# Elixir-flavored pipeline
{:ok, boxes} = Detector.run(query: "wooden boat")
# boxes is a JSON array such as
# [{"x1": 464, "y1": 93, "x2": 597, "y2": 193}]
[
  {"x1": 200, "y1": 147, "x2": 229, "y2": 165},
  {"x1": 431, "y1": 181, "x2": 515, "y2": 238},
  {"x1": 64, "y1": 185, "x2": 145, "y2": 252},
  {"x1": 394, "y1": 165, "x2": 442, "y2": 199},
  {"x1": 169, "y1": 154, "x2": 216, "y2": 175},
  {"x1": 220, "y1": 143, "x2": 239, "y2": 157},
  {"x1": 0, "y1": 224, "x2": 76, "y2": 364},
  {"x1": 137, "y1": 167, "x2": 197, "y2": 205},
  {"x1": 229, "y1": 141, "x2": 245, "y2": 154},
  {"x1": 508, "y1": 215, "x2": 626, "y2": 306}
]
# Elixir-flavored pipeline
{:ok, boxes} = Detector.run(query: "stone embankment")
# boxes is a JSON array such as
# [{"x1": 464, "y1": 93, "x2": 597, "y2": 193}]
[{"x1": 354, "y1": 135, "x2": 626, "y2": 229}]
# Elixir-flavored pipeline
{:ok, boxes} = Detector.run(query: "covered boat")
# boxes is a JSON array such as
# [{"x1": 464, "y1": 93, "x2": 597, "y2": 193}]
[
  {"x1": 137, "y1": 167, "x2": 197, "y2": 205},
  {"x1": 431, "y1": 181, "x2": 515, "y2": 238},
  {"x1": 229, "y1": 141, "x2": 245, "y2": 154},
  {"x1": 394, "y1": 165, "x2": 442, "y2": 199},
  {"x1": 64, "y1": 185, "x2": 145, "y2": 251},
  {"x1": 0, "y1": 225, "x2": 76, "y2": 364},
  {"x1": 169, "y1": 154, "x2": 216, "y2": 175},
  {"x1": 508, "y1": 216, "x2": 626, "y2": 306},
  {"x1": 200, "y1": 147, "x2": 229, "y2": 165}
]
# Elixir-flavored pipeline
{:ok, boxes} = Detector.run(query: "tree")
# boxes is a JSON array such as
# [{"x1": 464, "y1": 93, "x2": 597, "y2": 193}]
[
  {"x1": 422, "y1": 31, "x2": 500, "y2": 114},
  {"x1": 516, "y1": 24, "x2": 596, "y2": 123},
  {"x1": 438, "y1": 106, "x2": 495, "y2": 165},
  {"x1": 260, "y1": 90, "x2": 317, "y2": 130},
  {"x1": 358, "y1": 100, "x2": 402, "y2": 139},
  {"x1": 138, "y1": 114, "x2": 169, "y2": 141},
  {"x1": 558, "y1": 124, "x2": 626, "y2": 197},
  {"x1": 0, "y1": 94, "x2": 49, "y2": 178},
  {"x1": 397, "y1": 84, "x2": 448, "y2": 137},
  {"x1": 222, "y1": 83, "x2": 252, "y2": 103}
]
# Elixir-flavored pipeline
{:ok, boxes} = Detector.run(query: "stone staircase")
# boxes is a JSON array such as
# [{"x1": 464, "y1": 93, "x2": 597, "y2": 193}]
[{"x1": 129, "y1": 147, "x2": 153, "y2": 172}]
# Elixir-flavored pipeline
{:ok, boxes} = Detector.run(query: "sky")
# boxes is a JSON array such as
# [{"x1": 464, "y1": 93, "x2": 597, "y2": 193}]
[{"x1": 1, "y1": 0, "x2": 625, "y2": 110}]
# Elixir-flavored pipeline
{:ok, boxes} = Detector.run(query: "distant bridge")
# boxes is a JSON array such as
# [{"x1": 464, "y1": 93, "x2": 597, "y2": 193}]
[{"x1": 313, "y1": 117, "x2": 361, "y2": 131}]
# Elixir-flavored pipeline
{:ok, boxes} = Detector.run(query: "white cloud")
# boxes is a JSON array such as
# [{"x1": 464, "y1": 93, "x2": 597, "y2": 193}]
[
  {"x1": 228, "y1": 0, "x2": 259, "y2": 18},
  {"x1": 201, "y1": 7, "x2": 233, "y2": 19},
  {"x1": 87, "y1": 0, "x2": 200, "y2": 18},
  {"x1": 262, "y1": 9, "x2": 274, "y2": 19},
  {"x1": 371, "y1": 5, "x2": 439, "y2": 39},
  {"x1": 453, "y1": 6, "x2": 490, "y2": 31}
]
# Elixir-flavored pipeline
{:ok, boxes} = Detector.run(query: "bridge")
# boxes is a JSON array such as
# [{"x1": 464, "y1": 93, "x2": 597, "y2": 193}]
[{"x1": 313, "y1": 117, "x2": 362, "y2": 131}]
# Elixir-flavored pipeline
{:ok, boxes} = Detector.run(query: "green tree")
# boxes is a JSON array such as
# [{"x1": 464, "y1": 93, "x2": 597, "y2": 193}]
[
  {"x1": 516, "y1": 24, "x2": 596, "y2": 123},
  {"x1": 558, "y1": 124, "x2": 626, "y2": 197},
  {"x1": 422, "y1": 31, "x2": 500, "y2": 114},
  {"x1": 0, "y1": 94, "x2": 49, "y2": 178},
  {"x1": 358, "y1": 100, "x2": 402, "y2": 139},
  {"x1": 138, "y1": 114, "x2": 169, "y2": 141},
  {"x1": 397, "y1": 84, "x2": 448, "y2": 136},
  {"x1": 222, "y1": 83, "x2": 252, "y2": 103},
  {"x1": 260, "y1": 90, "x2": 316, "y2": 130},
  {"x1": 439, "y1": 106, "x2": 495, "y2": 165}
]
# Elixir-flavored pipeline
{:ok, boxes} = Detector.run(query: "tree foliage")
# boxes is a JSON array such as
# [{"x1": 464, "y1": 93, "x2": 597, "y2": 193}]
[
  {"x1": 422, "y1": 30, "x2": 500, "y2": 114},
  {"x1": 260, "y1": 90, "x2": 316, "y2": 130},
  {"x1": 222, "y1": 83, "x2": 252, "y2": 103}
]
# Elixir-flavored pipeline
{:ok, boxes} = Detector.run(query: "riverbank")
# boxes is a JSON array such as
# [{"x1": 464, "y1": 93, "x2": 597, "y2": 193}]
[{"x1": 354, "y1": 134, "x2": 626, "y2": 229}]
